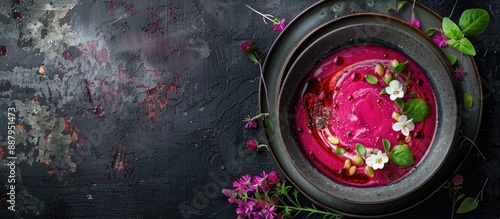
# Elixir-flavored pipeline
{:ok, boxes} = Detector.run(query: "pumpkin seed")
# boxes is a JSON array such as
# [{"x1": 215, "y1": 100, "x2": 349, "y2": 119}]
[{"x1": 375, "y1": 63, "x2": 385, "y2": 76}]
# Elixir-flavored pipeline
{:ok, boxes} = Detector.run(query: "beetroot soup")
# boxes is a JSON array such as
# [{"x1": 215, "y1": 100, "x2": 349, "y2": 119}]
[{"x1": 294, "y1": 44, "x2": 437, "y2": 187}]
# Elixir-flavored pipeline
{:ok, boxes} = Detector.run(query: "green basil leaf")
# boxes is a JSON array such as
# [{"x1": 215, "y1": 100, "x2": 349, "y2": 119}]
[
  {"x1": 456, "y1": 197, "x2": 479, "y2": 214},
  {"x1": 382, "y1": 139, "x2": 391, "y2": 153},
  {"x1": 446, "y1": 38, "x2": 459, "y2": 47},
  {"x1": 445, "y1": 53, "x2": 458, "y2": 66},
  {"x1": 356, "y1": 143, "x2": 366, "y2": 156},
  {"x1": 459, "y1": 8, "x2": 490, "y2": 37},
  {"x1": 457, "y1": 193, "x2": 466, "y2": 202},
  {"x1": 442, "y1": 17, "x2": 463, "y2": 40},
  {"x1": 454, "y1": 38, "x2": 476, "y2": 56},
  {"x1": 265, "y1": 118, "x2": 275, "y2": 135},
  {"x1": 464, "y1": 92, "x2": 474, "y2": 108},
  {"x1": 425, "y1": 28, "x2": 436, "y2": 36},
  {"x1": 395, "y1": 98, "x2": 405, "y2": 111},
  {"x1": 393, "y1": 60, "x2": 408, "y2": 74},
  {"x1": 404, "y1": 98, "x2": 431, "y2": 122},
  {"x1": 365, "y1": 74, "x2": 378, "y2": 84},
  {"x1": 389, "y1": 145, "x2": 415, "y2": 166},
  {"x1": 335, "y1": 147, "x2": 346, "y2": 155},
  {"x1": 379, "y1": 88, "x2": 387, "y2": 95}
]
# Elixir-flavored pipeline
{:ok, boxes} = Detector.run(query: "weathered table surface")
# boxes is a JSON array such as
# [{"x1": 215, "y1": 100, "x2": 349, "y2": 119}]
[{"x1": 0, "y1": 0, "x2": 498, "y2": 218}]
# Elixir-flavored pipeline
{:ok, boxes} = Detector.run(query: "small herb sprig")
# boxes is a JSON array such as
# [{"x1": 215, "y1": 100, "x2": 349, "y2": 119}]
[
  {"x1": 440, "y1": 9, "x2": 490, "y2": 56},
  {"x1": 444, "y1": 174, "x2": 489, "y2": 218}
]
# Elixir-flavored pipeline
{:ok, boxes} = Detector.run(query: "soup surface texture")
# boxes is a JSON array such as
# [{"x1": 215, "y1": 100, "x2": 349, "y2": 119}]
[{"x1": 294, "y1": 44, "x2": 437, "y2": 187}]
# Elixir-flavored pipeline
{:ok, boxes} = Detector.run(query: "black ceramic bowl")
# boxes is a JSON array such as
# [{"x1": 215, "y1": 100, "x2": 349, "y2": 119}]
[{"x1": 273, "y1": 13, "x2": 459, "y2": 217}]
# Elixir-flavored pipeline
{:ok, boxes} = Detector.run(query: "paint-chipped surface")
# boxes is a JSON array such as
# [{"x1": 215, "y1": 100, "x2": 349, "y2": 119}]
[{"x1": 0, "y1": 0, "x2": 499, "y2": 218}]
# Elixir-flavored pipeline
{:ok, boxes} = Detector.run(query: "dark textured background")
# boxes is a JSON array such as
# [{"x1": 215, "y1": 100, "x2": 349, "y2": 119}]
[{"x1": 0, "y1": 0, "x2": 498, "y2": 218}]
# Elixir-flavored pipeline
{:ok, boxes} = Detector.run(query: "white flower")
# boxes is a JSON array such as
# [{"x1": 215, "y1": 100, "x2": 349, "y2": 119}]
[
  {"x1": 392, "y1": 115, "x2": 415, "y2": 136},
  {"x1": 366, "y1": 150, "x2": 389, "y2": 170},
  {"x1": 385, "y1": 80, "x2": 404, "y2": 100}
]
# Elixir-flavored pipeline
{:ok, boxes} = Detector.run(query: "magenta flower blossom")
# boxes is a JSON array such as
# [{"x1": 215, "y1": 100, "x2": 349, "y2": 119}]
[
  {"x1": 233, "y1": 174, "x2": 252, "y2": 192},
  {"x1": 272, "y1": 18, "x2": 286, "y2": 32},
  {"x1": 433, "y1": 32, "x2": 449, "y2": 48},
  {"x1": 251, "y1": 171, "x2": 269, "y2": 190},
  {"x1": 244, "y1": 116, "x2": 258, "y2": 129},
  {"x1": 452, "y1": 174, "x2": 464, "y2": 185},
  {"x1": 261, "y1": 203, "x2": 279, "y2": 219},
  {"x1": 240, "y1": 41, "x2": 253, "y2": 53},
  {"x1": 268, "y1": 171, "x2": 279, "y2": 183},
  {"x1": 237, "y1": 199, "x2": 256, "y2": 217},
  {"x1": 409, "y1": 17, "x2": 421, "y2": 28},
  {"x1": 455, "y1": 67, "x2": 467, "y2": 81}
]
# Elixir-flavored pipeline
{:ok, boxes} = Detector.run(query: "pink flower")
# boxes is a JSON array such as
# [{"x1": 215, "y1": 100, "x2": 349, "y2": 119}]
[
  {"x1": 251, "y1": 171, "x2": 269, "y2": 190},
  {"x1": 233, "y1": 174, "x2": 252, "y2": 192},
  {"x1": 452, "y1": 174, "x2": 464, "y2": 185},
  {"x1": 236, "y1": 199, "x2": 256, "y2": 217},
  {"x1": 268, "y1": 171, "x2": 279, "y2": 183},
  {"x1": 261, "y1": 203, "x2": 279, "y2": 219},
  {"x1": 273, "y1": 18, "x2": 286, "y2": 32},
  {"x1": 247, "y1": 139, "x2": 259, "y2": 151},
  {"x1": 433, "y1": 32, "x2": 449, "y2": 48},
  {"x1": 455, "y1": 67, "x2": 467, "y2": 81},
  {"x1": 409, "y1": 17, "x2": 421, "y2": 28},
  {"x1": 244, "y1": 118, "x2": 258, "y2": 129},
  {"x1": 240, "y1": 41, "x2": 253, "y2": 53}
]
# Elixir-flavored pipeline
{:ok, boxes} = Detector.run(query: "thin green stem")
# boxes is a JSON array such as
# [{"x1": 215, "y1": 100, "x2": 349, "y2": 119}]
[
  {"x1": 475, "y1": 178, "x2": 489, "y2": 200},
  {"x1": 274, "y1": 204, "x2": 341, "y2": 218}
]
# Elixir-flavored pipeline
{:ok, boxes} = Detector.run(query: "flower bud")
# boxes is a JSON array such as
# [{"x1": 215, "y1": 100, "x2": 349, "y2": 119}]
[
  {"x1": 268, "y1": 171, "x2": 280, "y2": 183},
  {"x1": 451, "y1": 174, "x2": 463, "y2": 185},
  {"x1": 240, "y1": 41, "x2": 253, "y2": 53},
  {"x1": 247, "y1": 139, "x2": 259, "y2": 151}
]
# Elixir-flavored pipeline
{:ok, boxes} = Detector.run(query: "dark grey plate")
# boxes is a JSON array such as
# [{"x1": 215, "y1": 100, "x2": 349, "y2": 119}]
[{"x1": 261, "y1": 1, "x2": 482, "y2": 217}]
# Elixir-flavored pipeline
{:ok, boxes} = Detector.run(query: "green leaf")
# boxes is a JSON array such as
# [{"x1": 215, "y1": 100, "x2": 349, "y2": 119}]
[
  {"x1": 409, "y1": 91, "x2": 416, "y2": 98},
  {"x1": 356, "y1": 143, "x2": 366, "y2": 156},
  {"x1": 292, "y1": 188, "x2": 299, "y2": 199},
  {"x1": 379, "y1": 88, "x2": 387, "y2": 95},
  {"x1": 459, "y1": 8, "x2": 490, "y2": 37},
  {"x1": 403, "y1": 98, "x2": 431, "y2": 122},
  {"x1": 382, "y1": 139, "x2": 391, "y2": 153},
  {"x1": 405, "y1": 72, "x2": 411, "y2": 85},
  {"x1": 397, "y1": 1, "x2": 408, "y2": 11},
  {"x1": 255, "y1": 191, "x2": 263, "y2": 200},
  {"x1": 454, "y1": 38, "x2": 476, "y2": 56},
  {"x1": 335, "y1": 147, "x2": 346, "y2": 155},
  {"x1": 442, "y1": 17, "x2": 463, "y2": 40},
  {"x1": 395, "y1": 98, "x2": 405, "y2": 111},
  {"x1": 265, "y1": 118, "x2": 275, "y2": 135},
  {"x1": 389, "y1": 145, "x2": 415, "y2": 166},
  {"x1": 393, "y1": 60, "x2": 408, "y2": 74},
  {"x1": 456, "y1": 197, "x2": 479, "y2": 214},
  {"x1": 464, "y1": 92, "x2": 474, "y2": 108},
  {"x1": 247, "y1": 52, "x2": 259, "y2": 63},
  {"x1": 457, "y1": 193, "x2": 466, "y2": 202},
  {"x1": 425, "y1": 28, "x2": 436, "y2": 36},
  {"x1": 446, "y1": 53, "x2": 458, "y2": 66},
  {"x1": 365, "y1": 74, "x2": 378, "y2": 84},
  {"x1": 446, "y1": 38, "x2": 459, "y2": 47}
]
